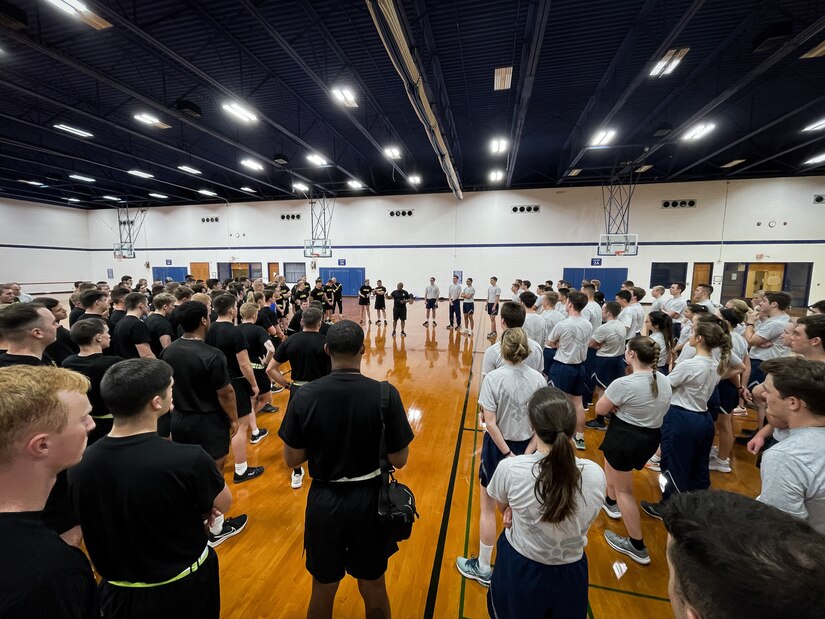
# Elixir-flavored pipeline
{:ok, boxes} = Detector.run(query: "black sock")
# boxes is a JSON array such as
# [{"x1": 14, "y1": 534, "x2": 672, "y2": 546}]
[
  {"x1": 293, "y1": 467, "x2": 302, "y2": 474},
  {"x1": 596, "y1": 414, "x2": 606, "y2": 423},
  {"x1": 605, "y1": 496, "x2": 617, "y2": 507},
  {"x1": 630, "y1": 536, "x2": 646, "y2": 551}
]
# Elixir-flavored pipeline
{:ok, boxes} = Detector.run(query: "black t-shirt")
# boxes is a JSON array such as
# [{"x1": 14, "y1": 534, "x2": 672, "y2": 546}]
[
  {"x1": 359, "y1": 285, "x2": 373, "y2": 299},
  {"x1": 169, "y1": 305, "x2": 182, "y2": 336},
  {"x1": 61, "y1": 353, "x2": 123, "y2": 418},
  {"x1": 374, "y1": 286, "x2": 387, "y2": 297},
  {"x1": 333, "y1": 283, "x2": 343, "y2": 300},
  {"x1": 390, "y1": 289, "x2": 412, "y2": 307},
  {"x1": 145, "y1": 313, "x2": 176, "y2": 356},
  {"x1": 279, "y1": 371, "x2": 414, "y2": 481},
  {"x1": 323, "y1": 285, "x2": 335, "y2": 305},
  {"x1": 112, "y1": 315, "x2": 151, "y2": 359},
  {"x1": 309, "y1": 287, "x2": 325, "y2": 303},
  {"x1": 67, "y1": 433, "x2": 225, "y2": 583},
  {"x1": 238, "y1": 323, "x2": 271, "y2": 366},
  {"x1": 75, "y1": 312, "x2": 107, "y2": 324},
  {"x1": 0, "y1": 512, "x2": 96, "y2": 619},
  {"x1": 44, "y1": 326, "x2": 79, "y2": 366},
  {"x1": 287, "y1": 309, "x2": 303, "y2": 335},
  {"x1": 255, "y1": 310, "x2": 274, "y2": 333},
  {"x1": 294, "y1": 288, "x2": 309, "y2": 304},
  {"x1": 274, "y1": 331, "x2": 331, "y2": 381},
  {"x1": 68, "y1": 306, "x2": 85, "y2": 327},
  {"x1": 159, "y1": 339, "x2": 230, "y2": 414},
  {"x1": 204, "y1": 321, "x2": 247, "y2": 379},
  {"x1": 0, "y1": 353, "x2": 46, "y2": 367},
  {"x1": 108, "y1": 309, "x2": 126, "y2": 331},
  {"x1": 279, "y1": 284, "x2": 291, "y2": 301}
]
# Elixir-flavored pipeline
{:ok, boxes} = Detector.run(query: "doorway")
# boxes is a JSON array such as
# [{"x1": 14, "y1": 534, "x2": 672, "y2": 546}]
[
  {"x1": 745, "y1": 263, "x2": 785, "y2": 297},
  {"x1": 691, "y1": 262, "x2": 713, "y2": 294},
  {"x1": 267, "y1": 262, "x2": 280, "y2": 283},
  {"x1": 189, "y1": 262, "x2": 210, "y2": 282}
]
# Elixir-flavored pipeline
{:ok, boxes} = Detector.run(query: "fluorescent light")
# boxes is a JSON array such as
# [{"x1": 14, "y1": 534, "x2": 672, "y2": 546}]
[
  {"x1": 590, "y1": 129, "x2": 616, "y2": 146},
  {"x1": 347, "y1": 180, "x2": 363, "y2": 189},
  {"x1": 383, "y1": 146, "x2": 401, "y2": 159},
  {"x1": 331, "y1": 88, "x2": 358, "y2": 108},
  {"x1": 635, "y1": 164, "x2": 653, "y2": 173},
  {"x1": 177, "y1": 165, "x2": 201, "y2": 175},
  {"x1": 804, "y1": 152, "x2": 825, "y2": 165},
  {"x1": 54, "y1": 123, "x2": 93, "y2": 138},
  {"x1": 293, "y1": 182, "x2": 309, "y2": 192},
  {"x1": 240, "y1": 186, "x2": 256, "y2": 193},
  {"x1": 682, "y1": 122, "x2": 716, "y2": 141},
  {"x1": 494, "y1": 66, "x2": 513, "y2": 90},
  {"x1": 307, "y1": 153, "x2": 327, "y2": 166},
  {"x1": 490, "y1": 138, "x2": 508, "y2": 154},
  {"x1": 408, "y1": 175, "x2": 422, "y2": 185},
  {"x1": 567, "y1": 169, "x2": 581, "y2": 176},
  {"x1": 65, "y1": 198, "x2": 80, "y2": 202},
  {"x1": 801, "y1": 40, "x2": 825, "y2": 59},
  {"x1": 650, "y1": 48, "x2": 690, "y2": 77},
  {"x1": 489, "y1": 170, "x2": 504, "y2": 182},
  {"x1": 18, "y1": 179, "x2": 45, "y2": 186},
  {"x1": 43, "y1": 0, "x2": 112, "y2": 29},
  {"x1": 133, "y1": 113, "x2": 171, "y2": 129},
  {"x1": 102, "y1": 195, "x2": 121, "y2": 201},
  {"x1": 127, "y1": 169, "x2": 154, "y2": 179},
  {"x1": 69, "y1": 174, "x2": 95, "y2": 183},
  {"x1": 720, "y1": 159, "x2": 746, "y2": 169},
  {"x1": 240, "y1": 158, "x2": 264, "y2": 171},
  {"x1": 221, "y1": 102, "x2": 257, "y2": 123},
  {"x1": 197, "y1": 189, "x2": 217, "y2": 197},
  {"x1": 148, "y1": 193, "x2": 168, "y2": 199},
  {"x1": 803, "y1": 117, "x2": 825, "y2": 132}
]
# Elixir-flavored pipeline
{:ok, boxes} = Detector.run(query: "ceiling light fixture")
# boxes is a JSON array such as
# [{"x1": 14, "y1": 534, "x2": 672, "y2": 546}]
[
  {"x1": 383, "y1": 146, "x2": 401, "y2": 160},
  {"x1": 682, "y1": 122, "x2": 717, "y2": 141},
  {"x1": 490, "y1": 138, "x2": 509, "y2": 154},
  {"x1": 53, "y1": 123, "x2": 93, "y2": 138},
  {"x1": 197, "y1": 189, "x2": 217, "y2": 197},
  {"x1": 102, "y1": 195, "x2": 121, "y2": 201},
  {"x1": 306, "y1": 153, "x2": 327, "y2": 166},
  {"x1": 148, "y1": 193, "x2": 168, "y2": 199},
  {"x1": 240, "y1": 158, "x2": 264, "y2": 171},
  {"x1": 635, "y1": 164, "x2": 653, "y2": 173},
  {"x1": 293, "y1": 182, "x2": 309, "y2": 192},
  {"x1": 240, "y1": 186, "x2": 256, "y2": 193},
  {"x1": 43, "y1": 0, "x2": 112, "y2": 29},
  {"x1": 567, "y1": 169, "x2": 582, "y2": 176},
  {"x1": 331, "y1": 87, "x2": 358, "y2": 108},
  {"x1": 494, "y1": 66, "x2": 513, "y2": 90},
  {"x1": 177, "y1": 165, "x2": 201, "y2": 175},
  {"x1": 68, "y1": 173, "x2": 95, "y2": 182},
  {"x1": 273, "y1": 153, "x2": 289, "y2": 165},
  {"x1": 804, "y1": 152, "x2": 825, "y2": 165},
  {"x1": 221, "y1": 102, "x2": 257, "y2": 123},
  {"x1": 650, "y1": 48, "x2": 690, "y2": 77},
  {"x1": 347, "y1": 179, "x2": 363, "y2": 189},
  {"x1": 408, "y1": 175, "x2": 422, "y2": 185},
  {"x1": 803, "y1": 118, "x2": 825, "y2": 132},
  {"x1": 65, "y1": 198, "x2": 80, "y2": 202},
  {"x1": 489, "y1": 170, "x2": 504, "y2": 182},
  {"x1": 18, "y1": 179, "x2": 45, "y2": 186},
  {"x1": 590, "y1": 129, "x2": 616, "y2": 146},
  {"x1": 127, "y1": 169, "x2": 154, "y2": 179},
  {"x1": 133, "y1": 112, "x2": 171, "y2": 129},
  {"x1": 720, "y1": 159, "x2": 746, "y2": 168}
]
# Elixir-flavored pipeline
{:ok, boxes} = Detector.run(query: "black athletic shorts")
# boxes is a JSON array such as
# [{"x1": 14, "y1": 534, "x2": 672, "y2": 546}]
[
  {"x1": 486, "y1": 302, "x2": 498, "y2": 316},
  {"x1": 358, "y1": 297, "x2": 370, "y2": 306},
  {"x1": 171, "y1": 410, "x2": 230, "y2": 460},
  {"x1": 599, "y1": 415, "x2": 660, "y2": 472},
  {"x1": 393, "y1": 306, "x2": 407, "y2": 321},
  {"x1": 305, "y1": 479, "x2": 398, "y2": 583},
  {"x1": 375, "y1": 297, "x2": 386, "y2": 310},
  {"x1": 232, "y1": 377, "x2": 253, "y2": 418},
  {"x1": 425, "y1": 298, "x2": 437, "y2": 310},
  {"x1": 254, "y1": 368, "x2": 271, "y2": 395}
]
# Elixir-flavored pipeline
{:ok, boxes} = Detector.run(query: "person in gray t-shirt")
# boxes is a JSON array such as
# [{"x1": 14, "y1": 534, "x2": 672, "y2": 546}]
[{"x1": 423, "y1": 277, "x2": 440, "y2": 327}]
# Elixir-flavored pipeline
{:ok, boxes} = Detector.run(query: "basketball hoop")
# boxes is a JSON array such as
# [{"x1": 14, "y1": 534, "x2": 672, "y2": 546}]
[
  {"x1": 614, "y1": 250, "x2": 626, "y2": 257},
  {"x1": 311, "y1": 253, "x2": 320, "y2": 259}
]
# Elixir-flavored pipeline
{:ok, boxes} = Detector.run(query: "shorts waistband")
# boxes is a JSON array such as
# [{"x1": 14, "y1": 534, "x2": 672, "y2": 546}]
[
  {"x1": 107, "y1": 545, "x2": 209, "y2": 588},
  {"x1": 314, "y1": 469, "x2": 382, "y2": 485}
]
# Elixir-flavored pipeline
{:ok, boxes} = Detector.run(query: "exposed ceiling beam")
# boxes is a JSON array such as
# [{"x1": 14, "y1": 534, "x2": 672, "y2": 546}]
[
  {"x1": 506, "y1": 0, "x2": 552, "y2": 188},
  {"x1": 728, "y1": 132, "x2": 825, "y2": 177}
]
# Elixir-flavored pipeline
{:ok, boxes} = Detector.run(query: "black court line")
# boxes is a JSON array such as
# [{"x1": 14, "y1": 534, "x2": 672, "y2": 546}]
[
  {"x1": 589, "y1": 583, "x2": 671, "y2": 603},
  {"x1": 422, "y1": 327, "x2": 480, "y2": 618}
]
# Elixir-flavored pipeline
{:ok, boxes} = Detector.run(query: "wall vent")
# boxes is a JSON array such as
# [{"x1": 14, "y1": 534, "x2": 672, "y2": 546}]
[
  {"x1": 814, "y1": 194, "x2": 824, "y2": 204},
  {"x1": 661, "y1": 199, "x2": 697, "y2": 209},
  {"x1": 280, "y1": 213, "x2": 301, "y2": 220},
  {"x1": 511, "y1": 204, "x2": 540, "y2": 213},
  {"x1": 389, "y1": 210, "x2": 414, "y2": 217},
  {"x1": 200, "y1": 217, "x2": 219, "y2": 223}
]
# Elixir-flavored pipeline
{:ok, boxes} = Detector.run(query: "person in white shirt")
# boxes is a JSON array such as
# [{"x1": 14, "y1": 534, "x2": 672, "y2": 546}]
[
  {"x1": 456, "y1": 328, "x2": 547, "y2": 588},
  {"x1": 615, "y1": 290, "x2": 634, "y2": 340},
  {"x1": 483, "y1": 386, "x2": 604, "y2": 618},
  {"x1": 519, "y1": 292, "x2": 545, "y2": 347},
  {"x1": 693, "y1": 283, "x2": 717, "y2": 313},
  {"x1": 649, "y1": 286, "x2": 666, "y2": 312},
  {"x1": 486, "y1": 277, "x2": 501, "y2": 339},
  {"x1": 533, "y1": 284, "x2": 546, "y2": 314},
  {"x1": 547, "y1": 292, "x2": 593, "y2": 450},
  {"x1": 629, "y1": 287, "x2": 647, "y2": 337},
  {"x1": 423, "y1": 277, "x2": 440, "y2": 327},
  {"x1": 580, "y1": 283, "x2": 603, "y2": 411},
  {"x1": 674, "y1": 304, "x2": 709, "y2": 354},
  {"x1": 555, "y1": 288, "x2": 569, "y2": 317},
  {"x1": 447, "y1": 275, "x2": 463, "y2": 332},
  {"x1": 645, "y1": 311, "x2": 674, "y2": 374},
  {"x1": 461, "y1": 278, "x2": 476, "y2": 336},
  {"x1": 585, "y1": 302, "x2": 628, "y2": 430},
  {"x1": 481, "y1": 303, "x2": 545, "y2": 379},
  {"x1": 664, "y1": 281, "x2": 688, "y2": 339},
  {"x1": 597, "y1": 337, "x2": 672, "y2": 565},
  {"x1": 510, "y1": 282, "x2": 521, "y2": 303},
  {"x1": 539, "y1": 292, "x2": 564, "y2": 375},
  {"x1": 641, "y1": 319, "x2": 732, "y2": 520},
  {"x1": 757, "y1": 357, "x2": 825, "y2": 535}
]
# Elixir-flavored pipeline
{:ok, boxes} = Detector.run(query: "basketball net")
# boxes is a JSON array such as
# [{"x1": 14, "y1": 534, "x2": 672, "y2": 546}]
[{"x1": 614, "y1": 250, "x2": 626, "y2": 257}]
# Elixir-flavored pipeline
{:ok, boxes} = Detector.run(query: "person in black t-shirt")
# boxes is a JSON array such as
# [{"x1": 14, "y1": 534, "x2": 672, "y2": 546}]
[
  {"x1": 63, "y1": 318, "x2": 123, "y2": 444},
  {"x1": 238, "y1": 302, "x2": 276, "y2": 439},
  {"x1": 145, "y1": 292, "x2": 176, "y2": 357},
  {"x1": 388, "y1": 282, "x2": 414, "y2": 337},
  {"x1": 323, "y1": 279, "x2": 336, "y2": 324},
  {"x1": 358, "y1": 279, "x2": 373, "y2": 325},
  {"x1": 68, "y1": 292, "x2": 86, "y2": 327},
  {"x1": 332, "y1": 277, "x2": 344, "y2": 320},
  {"x1": 310, "y1": 279, "x2": 326, "y2": 307},
  {"x1": 76, "y1": 288, "x2": 110, "y2": 324},
  {"x1": 278, "y1": 321, "x2": 413, "y2": 616},
  {"x1": 169, "y1": 286, "x2": 194, "y2": 336},
  {"x1": 35, "y1": 297, "x2": 79, "y2": 366},
  {"x1": 0, "y1": 365, "x2": 97, "y2": 618},
  {"x1": 252, "y1": 291, "x2": 286, "y2": 341},
  {"x1": 68, "y1": 359, "x2": 242, "y2": 617},
  {"x1": 293, "y1": 280, "x2": 310, "y2": 312},
  {"x1": 205, "y1": 295, "x2": 265, "y2": 485},
  {"x1": 0, "y1": 303, "x2": 57, "y2": 367},
  {"x1": 112, "y1": 292, "x2": 154, "y2": 359},
  {"x1": 374, "y1": 279, "x2": 388, "y2": 325},
  {"x1": 108, "y1": 286, "x2": 128, "y2": 332}
]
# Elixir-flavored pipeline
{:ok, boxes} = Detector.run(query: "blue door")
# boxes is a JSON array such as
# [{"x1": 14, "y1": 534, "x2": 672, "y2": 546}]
[
  {"x1": 152, "y1": 266, "x2": 188, "y2": 283},
  {"x1": 319, "y1": 267, "x2": 366, "y2": 296},
  {"x1": 562, "y1": 267, "x2": 628, "y2": 300}
]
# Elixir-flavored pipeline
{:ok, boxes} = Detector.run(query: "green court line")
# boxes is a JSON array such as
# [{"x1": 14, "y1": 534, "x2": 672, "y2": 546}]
[
  {"x1": 589, "y1": 583, "x2": 671, "y2": 603},
  {"x1": 457, "y1": 413, "x2": 481, "y2": 617},
  {"x1": 588, "y1": 602, "x2": 595, "y2": 619}
]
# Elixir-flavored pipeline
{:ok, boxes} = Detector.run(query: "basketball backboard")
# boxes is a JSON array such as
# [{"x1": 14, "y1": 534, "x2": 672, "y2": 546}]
[
  {"x1": 304, "y1": 239, "x2": 332, "y2": 258},
  {"x1": 597, "y1": 233, "x2": 638, "y2": 256}
]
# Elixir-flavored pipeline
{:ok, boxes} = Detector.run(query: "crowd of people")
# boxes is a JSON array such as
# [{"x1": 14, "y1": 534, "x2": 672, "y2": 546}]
[{"x1": 1, "y1": 273, "x2": 824, "y2": 618}]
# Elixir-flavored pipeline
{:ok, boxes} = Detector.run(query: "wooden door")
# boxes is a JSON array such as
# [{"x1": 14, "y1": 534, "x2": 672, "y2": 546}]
[
  {"x1": 691, "y1": 262, "x2": 713, "y2": 297},
  {"x1": 745, "y1": 263, "x2": 785, "y2": 297},
  {"x1": 268, "y1": 262, "x2": 280, "y2": 283},
  {"x1": 189, "y1": 262, "x2": 210, "y2": 281}
]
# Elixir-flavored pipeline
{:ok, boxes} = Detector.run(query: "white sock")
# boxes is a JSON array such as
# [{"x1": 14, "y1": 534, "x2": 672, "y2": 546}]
[
  {"x1": 478, "y1": 542, "x2": 494, "y2": 572},
  {"x1": 575, "y1": 432, "x2": 584, "y2": 440},
  {"x1": 235, "y1": 461, "x2": 248, "y2": 475},
  {"x1": 209, "y1": 514, "x2": 224, "y2": 535}
]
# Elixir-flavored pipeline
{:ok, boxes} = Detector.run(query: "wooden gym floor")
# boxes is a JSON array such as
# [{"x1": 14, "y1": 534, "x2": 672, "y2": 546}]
[{"x1": 216, "y1": 299, "x2": 761, "y2": 618}]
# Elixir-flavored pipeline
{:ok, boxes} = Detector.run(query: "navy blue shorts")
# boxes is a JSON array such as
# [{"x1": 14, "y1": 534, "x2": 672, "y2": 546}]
[
  {"x1": 425, "y1": 298, "x2": 437, "y2": 310},
  {"x1": 592, "y1": 355, "x2": 626, "y2": 389},
  {"x1": 708, "y1": 386, "x2": 722, "y2": 421},
  {"x1": 479, "y1": 433, "x2": 531, "y2": 488},
  {"x1": 748, "y1": 358, "x2": 766, "y2": 389},
  {"x1": 486, "y1": 302, "x2": 499, "y2": 316},
  {"x1": 543, "y1": 347, "x2": 556, "y2": 375},
  {"x1": 550, "y1": 361, "x2": 587, "y2": 396},
  {"x1": 717, "y1": 380, "x2": 739, "y2": 415},
  {"x1": 463, "y1": 302, "x2": 474, "y2": 314},
  {"x1": 658, "y1": 364, "x2": 670, "y2": 376},
  {"x1": 488, "y1": 534, "x2": 588, "y2": 619}
]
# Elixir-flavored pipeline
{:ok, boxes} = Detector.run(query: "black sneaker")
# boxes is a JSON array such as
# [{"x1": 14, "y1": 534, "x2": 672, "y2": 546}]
[
  {"x1": 433, "y1": 321, "x2": 437, "y2": 326},
  {"x1": 446, "y1": 325, "x2": 454, "y2": 330},
  {"x1": 392, "y1": 331, "x2": 397, "y2": 337},
  {"x1": 271, "y1": 385, "x2": 284, "y2": 394},
  {"x1": 383, "y1": 320, "x2": 387, "y2": 325},
  {"x1": 401, "y1": 331, "x2": 407, "y2": 337},
  {"x1": 640, "y1": 500, "x2": 664, "y2": 521},
  {"x1": 423, "y1": 321, "x2": 429, "y2": 327},
  {"x1": 585, "y1": 419, "x2": 607, "y2": 431},
  {"x1": 233, "y1": 465, "x2": 265, "y2": 484},
  {"x1": 260, "y1": 404, "x2": 279, "y2": 413},
  {"x1": 250, "y1": 429, "x2": 269, "y2": 444},
  {"x1": 208, "y1": 514, "x2": 248, "y2": 547}
]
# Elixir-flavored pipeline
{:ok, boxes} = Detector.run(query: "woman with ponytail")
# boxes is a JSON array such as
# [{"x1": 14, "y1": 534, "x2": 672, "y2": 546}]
[
  {"x1": 645, "y1": 311, "x2": 674, "y2": 374},
  {"x1": 596, "y1": 336, "x2": 671, "y2": 564},
  {"x1": 486, "y1": 386, "x2": 605, "y2": 618},
  {"x1": 456, "y1": 328, "x2": 547, "y2": 588},
  {"x1": 642, "y1": 317, "x2": 734, "y2": 520}
]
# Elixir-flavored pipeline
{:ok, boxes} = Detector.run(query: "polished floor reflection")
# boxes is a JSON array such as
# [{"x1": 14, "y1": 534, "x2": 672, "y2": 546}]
[{"x1": 217, "y1": 300, "x2": 761, "y2": 618}]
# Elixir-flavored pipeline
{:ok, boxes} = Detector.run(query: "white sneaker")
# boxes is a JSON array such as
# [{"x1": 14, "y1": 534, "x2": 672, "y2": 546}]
[
  {"x1": 732, "y1": 406, "x2": 748, "y2": 417},
  {"x1": 710, "y1": 445, "x2": 719, "y2": 457},
  {"x1": 645, "y1": 455, "x2": 661, "y2": 472},
  {"x1": 709, "y1": 456, "x2": 731, "y2": 473},
  {"x1": 291, "y1": 467, "x2": 305, "y2": 489}
]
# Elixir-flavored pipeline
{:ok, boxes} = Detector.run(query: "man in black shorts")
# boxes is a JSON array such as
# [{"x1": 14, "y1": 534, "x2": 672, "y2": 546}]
[
  {"x1": 278, "y1": 321, "x2": 414, "y2": 617},
  {"x1": 388, "y1": 282, "x2": 413, "y2": 337},
  {"x1": 323, "y1": 279, "x2": 336, "y2": 324},
  {"x1": 158, "y1": 301, "x2": 247, "y2": 546},
  {"x1": 0, "y1": 365, "x2": 96, "y2": 618},
  {"x1": 68, "y1": 358, "x2": 234, "y2": 618},
  {"x1": 332, "y1": 277, "x2": 344, "y2": 321},
  {"x1": 238, "y1": 302, "x2": 275, "y2": 440},
  {"x1": 374, "y1": 279, "x2": 387, "y2": 325}
]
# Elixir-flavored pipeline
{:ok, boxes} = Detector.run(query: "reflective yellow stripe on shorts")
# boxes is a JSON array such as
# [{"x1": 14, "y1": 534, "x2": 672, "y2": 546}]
[{"x1": 107, "y1": 545, "x2": 209, "y2": 588}]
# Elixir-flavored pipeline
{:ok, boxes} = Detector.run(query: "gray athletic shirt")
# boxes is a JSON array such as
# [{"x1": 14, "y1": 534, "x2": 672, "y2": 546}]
[
  {"x1": 487, "y1": 286, "x2": 501, "y2": 303},
  {"x1": 604, "y1": 371, "x2": 672, "y2": 428},
  {"x1": 477, "y1": 363, "x2": 547, "y2": 441},
  {"x1": 425, "y1": 285, "x2": 440, "y2": 300},
  {"x1": 617, "y1": 307, "x2": 634, "y2": 338},
  {"x1": 487, "y1": 455, "x2": 605, "y2": 564},
  {"x1": 758, "y1": 426, "x2": 825, "y2": 535},
  {"x1": 523, "y1": 313, "x2": 547, "y2": 346},
  {"x1": 749, "y1": 313, "x2": 790, "y2": 360},
  {"x1": 448, "y1": 284, "x2": 462, "y2": 301},
  {"x1": 668, "y1": 355, "x2": 720, "y2": 411},
  {"x1": 629, "y1": 302, "x2": 645, "y2": 336},
  {"x1": 649, "y1": 330, "x2": 670, "y2": 368},
  {"x1": 549, "y1": 316, "x2": 593, "y2": 364},
  {"x1": 482, "y1": 338, "x2": 545, "y2": 378},
  {"x1": 582, "y1": 301, "x2": 603, "y2": 332},
  {"x1": 664, "y1": 297, "x2": 687, "y2": 321},
  {"x1": 591, "y1": 320, "x2": 626, "y2": 357},
  {"x1": 462, "y1": 286, "x2": 476, "y2": 301}
]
